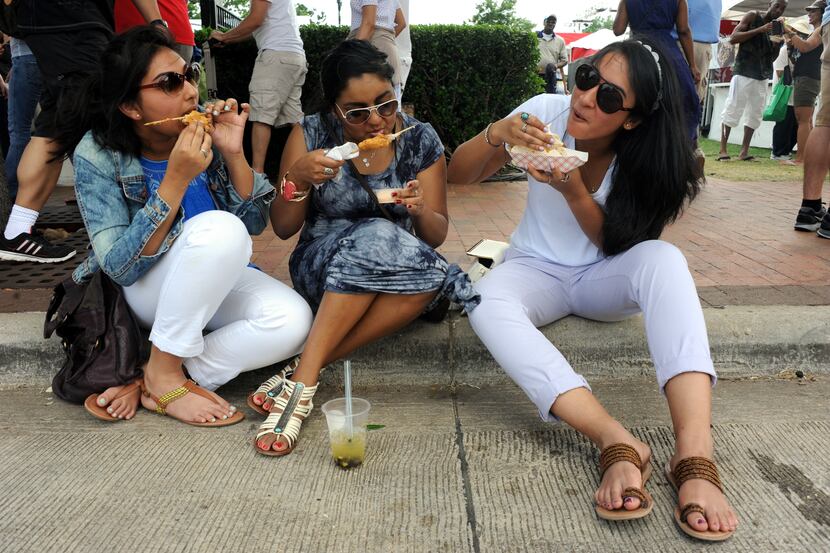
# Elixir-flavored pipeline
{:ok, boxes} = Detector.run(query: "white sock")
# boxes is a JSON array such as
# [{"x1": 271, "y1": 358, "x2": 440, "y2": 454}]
[{"x1": 4, "y1": 205, "x2": 39, "y2": 240}]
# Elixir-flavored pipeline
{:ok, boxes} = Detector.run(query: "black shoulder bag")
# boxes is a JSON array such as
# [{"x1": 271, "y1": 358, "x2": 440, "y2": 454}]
[{"x1": 44, "y1": 271, "x2": 145, "y2": 403}]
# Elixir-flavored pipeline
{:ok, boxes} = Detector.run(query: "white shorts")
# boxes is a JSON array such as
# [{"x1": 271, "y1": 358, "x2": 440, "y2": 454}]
[{"x1": 721, "y1": 74, "x2": 768, "y2": 130}]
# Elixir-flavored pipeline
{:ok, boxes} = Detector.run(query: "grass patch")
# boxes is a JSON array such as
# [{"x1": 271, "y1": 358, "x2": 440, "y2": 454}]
[{"x1": 698, "y1": 138, "x2": 801, "y2": 182}]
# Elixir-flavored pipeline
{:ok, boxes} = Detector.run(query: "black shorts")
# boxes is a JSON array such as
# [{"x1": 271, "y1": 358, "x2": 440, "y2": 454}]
[{"x1": 25, "y1": 30, "x2": 110, "y2": 138}]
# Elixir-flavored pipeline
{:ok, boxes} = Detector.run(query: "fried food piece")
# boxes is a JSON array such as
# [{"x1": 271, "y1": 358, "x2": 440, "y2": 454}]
[
  {"x1": 358, "y1": 135, "x2": 392, "y2": 150},
  {"x1": 144, "y1": 110, "x2": 213, "y2": 132}
]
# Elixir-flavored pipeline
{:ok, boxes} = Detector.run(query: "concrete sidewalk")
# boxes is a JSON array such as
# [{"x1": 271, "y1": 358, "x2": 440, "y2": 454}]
[{"x1": 0, "y1": 376, "x2": 827, "y2": 552}]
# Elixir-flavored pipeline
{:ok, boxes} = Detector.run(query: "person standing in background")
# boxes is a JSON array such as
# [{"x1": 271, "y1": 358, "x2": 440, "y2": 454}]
[
  {"x1": 395, "y1": 0, "x2": 412, "y2": 98},
  {"x1": 4, "y1": 37, "x2": 42, "y2": 202},
  {"x1": 537, "y1": 15, "x2": 568, "y2": 94},
  {"x1": 115, "y1": 0, "x2": 195, "y2": 63},
  {"x1": 210, "y1": 0, "x2": 308, "y2": 178},
  {"x1": 349, "y1": 0, "x2": 406, "y2": 101}
]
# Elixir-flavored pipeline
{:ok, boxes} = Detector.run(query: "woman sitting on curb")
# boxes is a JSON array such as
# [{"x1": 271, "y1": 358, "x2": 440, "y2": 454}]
[
  {"x1": 447, "y1": 40, "x2": 737, "y2": 541},
  {"x1": 56, "y1": 26, "x2": 313, "y2": 425},
  {"x1": 249, "y1": 40, "x2": 479, "y2": 456}
]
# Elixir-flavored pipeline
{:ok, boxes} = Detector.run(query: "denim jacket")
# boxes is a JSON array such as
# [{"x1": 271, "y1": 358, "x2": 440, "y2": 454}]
[{"x1": 71, "y1": 131, "x2": 275, "y2": 286}]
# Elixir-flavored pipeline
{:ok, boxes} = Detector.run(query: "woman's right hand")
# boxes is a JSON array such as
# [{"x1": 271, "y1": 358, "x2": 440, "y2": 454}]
[
  {"x1": 166, "y1": 122, "x2": 213, "y2": 190},
  {"x1": 490, "y1": 112, "x2": 555, "y2": 152},
  {"x1": 287, "y1": 149, "x2": 345, "y2": 188}
]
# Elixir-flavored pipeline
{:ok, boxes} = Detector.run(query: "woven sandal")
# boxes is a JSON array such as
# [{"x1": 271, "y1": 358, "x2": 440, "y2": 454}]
[
  {"x1": 254, "y1": 379, "x2": 317, "y2": 457},
  {"x1": 246, "y1": 356, "x2": 301, "y2": 415},
  {"x1": 595, "y1": 443, "x2": 654, "y2": 521},
  {"x1": 84, "y1": 379, "x2": 143, "y2": 422},
  {"x1": 141, "y1": 380, "x2": 244, "y2": 427},
  {"x1": 665, "y1": 457, "x2": 734, "y2": 542}
]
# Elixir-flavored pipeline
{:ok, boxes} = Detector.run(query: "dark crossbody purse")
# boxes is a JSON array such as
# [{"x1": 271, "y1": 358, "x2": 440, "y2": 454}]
[{"x1": 44, "y1": 271, "x2": 144, "y2": 403}]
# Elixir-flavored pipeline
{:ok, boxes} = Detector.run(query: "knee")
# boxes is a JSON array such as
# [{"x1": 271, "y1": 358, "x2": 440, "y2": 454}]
[
  {"x1": 184, "y1": 211, "x2": 252, "y2": 262},
  {"x1": 257, "y1": 292, "x2": 313, "y2": 345},
  {"x1": 628, "y1": 240, "x2": 689, "y2": 279},
  {"x1": 468, "y1": 286, "x2": 520, "y2": 329}
]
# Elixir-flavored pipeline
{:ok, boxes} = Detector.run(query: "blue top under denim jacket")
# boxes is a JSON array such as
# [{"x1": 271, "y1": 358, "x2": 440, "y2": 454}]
[{"x1": 71, "y1": 131, "x2": 276, "y2": 286}]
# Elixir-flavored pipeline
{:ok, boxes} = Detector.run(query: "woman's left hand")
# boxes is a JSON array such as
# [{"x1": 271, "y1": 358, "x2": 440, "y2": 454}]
[
  {"x1": 527, "y1": 164, "x2": 587, "y2": 200},
  {"x1": 395, "y1": 180, "x2": 426, "y2": 217},
  {"x1": 204, "y1": 98, "x2": 248, "y2": 156}
]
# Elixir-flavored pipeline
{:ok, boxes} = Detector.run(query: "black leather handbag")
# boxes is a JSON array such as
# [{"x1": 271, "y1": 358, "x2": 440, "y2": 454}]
[{"x1": 44, "y1": 271, "x2": 144, "y2": 403}]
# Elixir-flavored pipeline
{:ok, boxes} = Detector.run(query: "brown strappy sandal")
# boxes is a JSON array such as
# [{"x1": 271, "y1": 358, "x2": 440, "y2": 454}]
[
  {"x1": 595, "y1": 443, "x2": 654, "y2": 521},
  {"x1": 84, "y1": 379, "x2": 143, "y2": 422},
  {"x1": 141, "y1": 380, "x2": 244, "y2": 427},
  {"x1": 665, "y1": 457, "x2": 734, "y2": 542}
]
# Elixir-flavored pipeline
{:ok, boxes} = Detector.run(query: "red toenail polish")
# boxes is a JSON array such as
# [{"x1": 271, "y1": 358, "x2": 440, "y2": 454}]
[{"x1": 275, "y1": 442, "x2": 284, "y2": 449}]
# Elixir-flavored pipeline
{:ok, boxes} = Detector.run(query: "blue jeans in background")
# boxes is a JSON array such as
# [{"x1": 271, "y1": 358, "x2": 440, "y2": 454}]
[{"x1": 6, "y1": 54, "x2": 42, "y2": 200}]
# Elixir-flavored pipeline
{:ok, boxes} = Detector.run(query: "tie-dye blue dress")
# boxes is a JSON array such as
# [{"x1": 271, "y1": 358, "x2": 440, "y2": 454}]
[{"x1": 288, "y1": 112, "x2": 480, "y2": 314}]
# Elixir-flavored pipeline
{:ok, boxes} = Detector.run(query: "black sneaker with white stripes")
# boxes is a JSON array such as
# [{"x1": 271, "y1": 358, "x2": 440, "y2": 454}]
[
  {"x1": 794, "y1": 205, "x2": 828, "y2": 232},
  {"x1": 817, "y1": 213, "x2": 830, "y2": 239},
  {"x1": 0, "y1": 231, "x2": 76, "y2": 263}
]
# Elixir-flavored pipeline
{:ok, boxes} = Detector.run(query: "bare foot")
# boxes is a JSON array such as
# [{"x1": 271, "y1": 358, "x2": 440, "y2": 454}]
[
  {"x1": 141, "y1": 371, "x2": 236, "y2": 424},
  {"x1": 595, "y1": 435, "x2": 652, "y2": 512},
  {"x1": 670, "y1": 453, "x2": 739, "y2": 534},
  {"x1": 96, "y1": 384, "x2": 141, "y2": 420}
]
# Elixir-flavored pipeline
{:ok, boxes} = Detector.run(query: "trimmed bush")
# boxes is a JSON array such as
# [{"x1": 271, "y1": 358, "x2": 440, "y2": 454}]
[{"x1": 203, "y1": 24, "x2": 542, "y2": 152}]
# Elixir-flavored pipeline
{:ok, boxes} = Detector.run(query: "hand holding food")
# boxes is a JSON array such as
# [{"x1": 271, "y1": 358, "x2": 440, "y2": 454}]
[
  {"x1": 289, "y1": 149, "x2": 346, "y2": 188},
  {"x1": 490, "y1": 112, "x2": 555, "y2": 152},
  {"x1": 166, "y1": 121, "x2": 212, "y2": 190},
  {"x1": 203, "y1": 98, "x2": 248, "y2": 156},
  {"x1": 508, "y1": 131, "x2": 588, "y2": 176}
]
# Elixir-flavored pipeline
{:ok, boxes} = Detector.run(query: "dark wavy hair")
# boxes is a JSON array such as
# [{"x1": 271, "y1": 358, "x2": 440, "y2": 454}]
[
  {"x1": 316, "y1": 39, "x2": 394, "y2": 114},
  {"x1": 593, "y1": 39, "x2": 701, "y2": 256},
  {"x1": 51, "y1": 26, "x2": 178, "y2": 160}
]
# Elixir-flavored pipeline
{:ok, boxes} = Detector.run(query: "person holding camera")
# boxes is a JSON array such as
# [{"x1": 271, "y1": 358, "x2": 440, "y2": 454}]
[{"x1": 717, "y1": 0, "x2": 788, "y2": 162}]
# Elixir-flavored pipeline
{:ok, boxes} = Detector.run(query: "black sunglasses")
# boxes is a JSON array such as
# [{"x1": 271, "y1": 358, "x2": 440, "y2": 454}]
[
  {"x1": 574, "y1": 64, "x2": 633, "y2": 115},
  {"x1": 138, "y1": 63, "x2": 201, "y2": 94}
]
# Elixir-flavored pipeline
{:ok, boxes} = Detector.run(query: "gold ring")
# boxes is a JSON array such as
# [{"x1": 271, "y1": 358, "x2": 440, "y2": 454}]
[{"x1": 200, "y1": 148, "x2": 209, "y2": 158}]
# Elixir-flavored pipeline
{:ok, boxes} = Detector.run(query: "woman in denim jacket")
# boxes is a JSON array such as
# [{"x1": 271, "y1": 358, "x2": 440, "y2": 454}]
[{"x1": 58, "y1": 27, "x2": 313, "y2": 426}]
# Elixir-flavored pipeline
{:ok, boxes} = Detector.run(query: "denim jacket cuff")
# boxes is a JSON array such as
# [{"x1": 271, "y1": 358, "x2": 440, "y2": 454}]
[
  {"x1": 142, "y1": 190, "x2": 173, "y2": 225},
  {"x1": 225, "y1": 170, "x2": 276, "y2": 209}
]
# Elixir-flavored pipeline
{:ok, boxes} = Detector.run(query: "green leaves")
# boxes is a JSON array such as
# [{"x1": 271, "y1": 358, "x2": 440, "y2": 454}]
[{"x1": 366, "y1": 424, "x2": 386, "y2": 431}]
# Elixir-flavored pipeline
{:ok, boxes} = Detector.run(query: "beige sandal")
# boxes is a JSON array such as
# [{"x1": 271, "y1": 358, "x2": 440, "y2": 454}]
[
  {"x1": 246, "y1": 356, "x2": 300, "y2": 415},
  {"x1": 141, "y1": 380, "x2": 244, "y2": 427},
  {"x1": 665, "y1": 457, "x2": 734, "y2": 542},
  {"x1": 595, "y1": 443, "x2": 654, "y2": 521},
  {"x1": 84, "y1": 379, "x2": 143, "y2": 422},
  {"x1": 254, "y1": 379, "x2": 317, "y2": 457}
]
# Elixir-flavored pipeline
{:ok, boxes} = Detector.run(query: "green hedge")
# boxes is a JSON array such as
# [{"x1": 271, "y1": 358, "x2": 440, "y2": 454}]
[{"x1": 201, "y1": 24, "x2": 542, "y2": 152}]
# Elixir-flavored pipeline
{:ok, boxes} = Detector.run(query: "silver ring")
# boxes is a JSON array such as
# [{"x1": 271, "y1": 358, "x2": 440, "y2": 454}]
[
  {"x1": 323, "y1": 167, "x2": 334, "y2": 176},
  {"x1": 521, "y1": 122, "x2": 528, "y2": 133},
  {"x1": 560, "y1": 173, "x2": 571, "y2": 183},
  {"x1": 199, "y1": 148, "x2": 209, "y2": 158}
]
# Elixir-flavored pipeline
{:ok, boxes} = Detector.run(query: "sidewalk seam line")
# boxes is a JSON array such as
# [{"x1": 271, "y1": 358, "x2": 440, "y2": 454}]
[{"x1": 450, "y1": 314, "x2": 481, "y2": 553}]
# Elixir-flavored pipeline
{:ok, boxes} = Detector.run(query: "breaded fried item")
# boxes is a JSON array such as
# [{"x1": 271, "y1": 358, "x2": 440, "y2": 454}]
[
  {"x1": 145, "y1": 110, "x2": 213, "y2": 132},
  {"x1": 358, "y1": 135, "x2": 392, "y2": 150}
]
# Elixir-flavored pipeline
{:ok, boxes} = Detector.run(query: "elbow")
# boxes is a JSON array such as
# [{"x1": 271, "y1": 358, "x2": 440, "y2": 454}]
[{"x1": 272, "y1": 222, "x2": 298, "y2": 241}]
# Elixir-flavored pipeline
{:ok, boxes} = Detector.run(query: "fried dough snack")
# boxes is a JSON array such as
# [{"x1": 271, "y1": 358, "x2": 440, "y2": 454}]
[
  {"x1": 145, "y1": 110, "x2": 213, "y2": 132},
  {"x1": 358, "y1": 135, "x2": 392, "y2": 150}
]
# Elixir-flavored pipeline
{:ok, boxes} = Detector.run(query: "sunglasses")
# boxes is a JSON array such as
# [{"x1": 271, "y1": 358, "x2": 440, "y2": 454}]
[
  {"x1": 574, "y1": 64, "x2": 633, "y2": 115},
  {"x1": 138, "y1": 63, "x2": 201, "y2": 95},
  {"x1": 336, "y1": 98, "x2": 399, "y2": 125}
]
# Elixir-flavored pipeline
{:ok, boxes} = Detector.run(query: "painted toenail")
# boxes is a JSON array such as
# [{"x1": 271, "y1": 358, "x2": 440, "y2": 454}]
[
  {"x1": 222, "y1": 415, "x2": 228, "y2": 420},
  {"x1": 210, "y1": 417, "x2": 216, "y2": 422},
  {"x1": 275, "y1": 442, "x2": 285, "y2": 449},
  {"x1": 97, "y1": 397, "x2": 107, "y2": 406},
  {"x1": 107, "y1": 407, "x2": 113, "y2": 413},
  {"x1": 230, "y1": 405, "x2": 237, "y2": 411},
  {"x1": 697, "y1": 518, "x2": 706, "y2": 525},
  {"x1": 624, "y1": 497, "x2": 633, "y2": 504}
]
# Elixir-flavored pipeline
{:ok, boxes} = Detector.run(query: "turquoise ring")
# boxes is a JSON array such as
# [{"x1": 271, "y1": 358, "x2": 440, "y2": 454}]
[{"x1": 520, "y1": 112, "x2": 530, "y2": 121}]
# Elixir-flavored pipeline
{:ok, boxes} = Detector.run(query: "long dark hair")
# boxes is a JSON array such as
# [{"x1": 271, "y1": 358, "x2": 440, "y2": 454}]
[
  {"x1": 51, "y1": 26, "x2": 177, "y2": 160},
  {"x1": 594, "y1": 39, "x2": 701, "y2": 256}
]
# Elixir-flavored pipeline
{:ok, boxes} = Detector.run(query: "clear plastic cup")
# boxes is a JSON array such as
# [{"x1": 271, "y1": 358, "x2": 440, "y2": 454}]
[
  {"x1": 321, "y1": 397, "x2": 371, "y2": 469},
  {"x1": 374, "y1": 188, "x2": 403, "y2": 204}
]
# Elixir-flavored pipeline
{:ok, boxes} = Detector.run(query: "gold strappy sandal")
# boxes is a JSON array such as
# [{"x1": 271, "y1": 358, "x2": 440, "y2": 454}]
[{"x1": 141, "y1": 380, "x2": 244, "y2": 427}]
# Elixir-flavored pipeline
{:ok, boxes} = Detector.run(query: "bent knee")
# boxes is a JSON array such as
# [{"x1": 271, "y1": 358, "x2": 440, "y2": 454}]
[
  {"x1": 628, "y1": 240, "x2": 687, "y2": 270},
  {"x1": 184, "y1": 211, "x2": 252, "y2": 259}
]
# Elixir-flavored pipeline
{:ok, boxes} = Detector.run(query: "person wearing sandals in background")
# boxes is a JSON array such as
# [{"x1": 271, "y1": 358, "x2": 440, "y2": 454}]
[
  {"x1": 447, "y1": 40, "x2": 738, "y2": 541},
  {"x1": 249, "y1": 39, "x2": 478, "y2": 457},
  {"x1": 55, "y1": 26, "x2": 312, "y2": 425}
]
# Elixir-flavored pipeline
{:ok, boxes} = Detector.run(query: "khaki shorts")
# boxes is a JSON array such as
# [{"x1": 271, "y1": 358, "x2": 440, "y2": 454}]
[
  {"x1": 817, "y1": 25, "x2": 830, "y2": 126},
  {"x1": 793, "y1": 76, "x2": 820, "y2": 107},
  {"x1": 249, "y1": 50, "x2": 307, "y2": 127},
  {"x1": 693, "y1": 41, "x2": 712, "y2": 100}
]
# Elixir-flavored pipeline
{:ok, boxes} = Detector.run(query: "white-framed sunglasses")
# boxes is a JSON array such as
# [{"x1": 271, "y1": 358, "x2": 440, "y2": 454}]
[{"x1": 336, "y1": 98, "x2": 399, "y2": 125}]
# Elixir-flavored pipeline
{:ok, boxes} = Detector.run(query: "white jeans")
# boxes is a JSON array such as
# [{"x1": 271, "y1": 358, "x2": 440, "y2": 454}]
[
  {"x1": 468, "y1": 241, "x2": 716, "y2": 422},
  {"x1": 721, "y1": 74, "x2": 767, "y2": 130},
  {"x1": 123, "y1": 211, "x2": 313, "y2": 391}
]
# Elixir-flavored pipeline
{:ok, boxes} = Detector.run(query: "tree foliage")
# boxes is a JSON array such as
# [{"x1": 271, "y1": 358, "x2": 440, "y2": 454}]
[
  {"x1": 582, "y1": 16, "x2": 614, "y2": 33},
  {"x1": 469, "y1": 0, "x2": 533, "y2": 32}
]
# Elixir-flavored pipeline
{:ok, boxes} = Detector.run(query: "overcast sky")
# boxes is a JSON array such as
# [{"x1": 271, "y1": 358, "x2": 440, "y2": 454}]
[{"x1": 296, "y1": 0, "x2": 621, "y2": 32}]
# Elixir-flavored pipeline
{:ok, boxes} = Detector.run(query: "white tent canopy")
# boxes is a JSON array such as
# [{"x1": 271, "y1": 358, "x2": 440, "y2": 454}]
[
  {"x1": 723, "y1": 0, "x2": 816, "y2": 19},
  {"x1": 566, "y1": 29, "x2": 628, "y2": 52}
]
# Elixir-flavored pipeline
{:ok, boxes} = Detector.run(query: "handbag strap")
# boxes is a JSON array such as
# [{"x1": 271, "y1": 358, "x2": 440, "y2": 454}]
[{"x1": 347, "y1": 158, "x2": 394, "y2": 222}]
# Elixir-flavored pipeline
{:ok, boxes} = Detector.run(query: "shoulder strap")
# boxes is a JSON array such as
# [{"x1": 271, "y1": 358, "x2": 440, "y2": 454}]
[{"x1": 347, "y1": 159, "x2": 394, "y2": 222}]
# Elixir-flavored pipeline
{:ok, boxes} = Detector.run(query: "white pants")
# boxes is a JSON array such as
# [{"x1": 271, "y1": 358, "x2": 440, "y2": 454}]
[
  {"x1": 123, "y1": 211, "x2": 313, "y2": 391},
  {"x1": 721, "y1": 74, "x2": 767, "y2": 130},
  {"x1": 468, "y1": 241, "x2": 716, "y2": 422}
]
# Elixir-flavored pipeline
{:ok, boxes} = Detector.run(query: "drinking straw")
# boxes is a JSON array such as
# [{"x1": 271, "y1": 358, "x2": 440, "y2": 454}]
[{"x1": 344, "y1": 359, "x2": 353, "y2": 437}]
